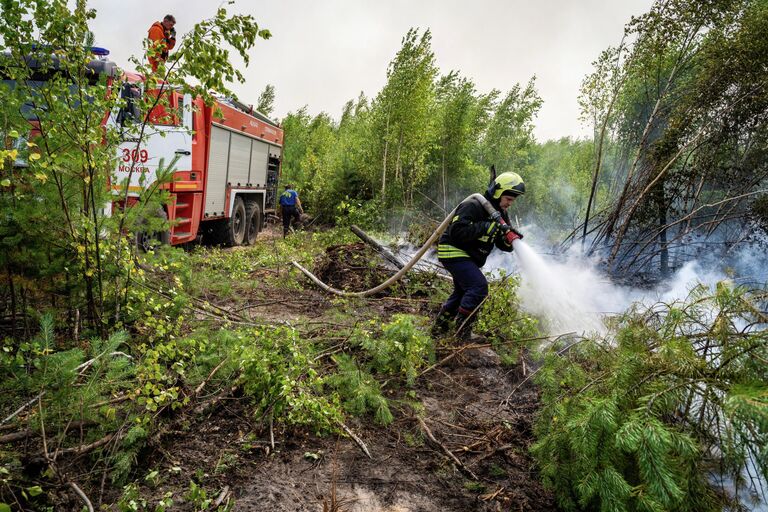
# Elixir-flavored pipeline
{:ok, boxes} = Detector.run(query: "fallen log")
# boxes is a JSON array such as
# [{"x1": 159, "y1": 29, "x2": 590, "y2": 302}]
[{"x1": 350, "y1": 225, "x2": 404, "y2": 270}]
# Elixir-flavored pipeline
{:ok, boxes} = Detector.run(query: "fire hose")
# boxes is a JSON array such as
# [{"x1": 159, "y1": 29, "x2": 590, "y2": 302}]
[{"x1": 290, "y1": 193, "x2": 522, "y2": 297}]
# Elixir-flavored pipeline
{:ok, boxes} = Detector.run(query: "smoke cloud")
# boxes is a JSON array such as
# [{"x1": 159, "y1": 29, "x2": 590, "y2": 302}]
[{"x1": 484, "y1": 227, "x2": 768, "y2": 336}]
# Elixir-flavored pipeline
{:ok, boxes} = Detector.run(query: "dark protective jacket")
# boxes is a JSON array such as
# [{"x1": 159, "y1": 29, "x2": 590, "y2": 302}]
[{"x1": 437, "y1": 193, "x2": 514, "y2": 267}]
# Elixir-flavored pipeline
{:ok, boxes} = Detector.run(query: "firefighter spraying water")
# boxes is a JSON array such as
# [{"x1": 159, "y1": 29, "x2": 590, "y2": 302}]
[
  {"x1": 431, "y1": 172, "x2": 525, "y2": 340},
  {"x1": 291, "y1": 170, "x2": 528, "y2": 343}
]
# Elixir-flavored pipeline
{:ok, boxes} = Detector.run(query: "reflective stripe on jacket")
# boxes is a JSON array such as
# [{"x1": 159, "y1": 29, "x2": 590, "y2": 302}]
[{"x1": 437, "y1": 194, "x2": 513, "y2": 267}]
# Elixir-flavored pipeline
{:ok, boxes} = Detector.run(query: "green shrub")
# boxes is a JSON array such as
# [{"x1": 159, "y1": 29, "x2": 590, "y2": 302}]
[
  {"x1": 334, "y1": 197, "x2": 384, "y2": 230},
  {"x1": 477, "y1": 271, "x2": 539, "y2": 363},
  {"x1": 531, "y1": 283, "x2": 768, "y2": 511},
  {"x1": 237, "y1": 326, "x2": 343, "y2": 433},
  {"x1": 354, "y1": 314, "x2": 434, "y2": 385},
  {"x1": 326, "y1": 354, "x2": 393, "y2": 425}
]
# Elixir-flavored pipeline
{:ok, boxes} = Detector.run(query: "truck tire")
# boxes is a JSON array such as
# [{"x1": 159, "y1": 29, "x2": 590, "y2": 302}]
[
  {"x1": 135, "y1": 208, "x2": 170, "y2": 252},
  {"x1": 244, "y1": 201, "x2": 262, "y2": 245},
  {"x1": 223, "y1": 196, "x2": 247, "y2": 246}
]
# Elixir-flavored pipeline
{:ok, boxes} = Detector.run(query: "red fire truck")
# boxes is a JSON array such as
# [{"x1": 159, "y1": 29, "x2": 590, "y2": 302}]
[
  {"x1": 112, "y1": 71, "x2": 283, "y2": 247},
  {"x1": 3, "y1": 48, "x2": 283, "y2": 247}
]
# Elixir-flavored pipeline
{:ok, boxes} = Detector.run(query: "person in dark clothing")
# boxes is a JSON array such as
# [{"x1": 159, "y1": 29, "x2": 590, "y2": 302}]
[
  {"x1": 432, "y1": 172, "x2": 526, "y2": 340},
  {"x1": 279, "y1": 185, "x2": 303, "y2": 237}
]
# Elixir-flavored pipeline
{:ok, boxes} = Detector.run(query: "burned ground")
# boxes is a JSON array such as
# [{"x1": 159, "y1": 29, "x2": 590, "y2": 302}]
[
  {"x1": 111, "y1": 235, "x2": 556, "y2": 511},
  {"x1": 5, "y1": 229, "x2": 556, "y2": 511},
  {"x1": 117, "y1": 348, "x2": 554, "y2": 511}
]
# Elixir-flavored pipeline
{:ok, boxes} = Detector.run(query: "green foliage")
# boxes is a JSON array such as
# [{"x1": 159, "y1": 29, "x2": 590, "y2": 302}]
[
  {"x1": 522, "y1": 138, "x2": 599, "y2": 239},
  {"x1": 185, "y1": 480, "x2": 233, "y2": 512},
  {"x1": 353, "y1": 314, "x2": 434, "y2": 385},
  {"x1": 184, "y1": 227, "x2": 356, "y2": 296},
  {"x1": 580, "y1": 0, "x2": 768, "y2": 270},
  {"x1": 237, "y1": 326, "x2": 343, "y2": 433},
  {"x1": 323, "y1": 315, "x2": 440, "y2": 426},
  {"x1": 477, "y1": 272, "x2": 539, "y2": 362},
  {"x1": 532, "y1": 283, "x2": 768, "y2": 511},
  {"x1": 0, "y1": 0, "x2": 270, "y2": 337},
  {"x1": 479, "y1": 79, "x2": 542, "y2": 173},
  {"x1": 326, "y1": 354, "x2": 393, "y2": 425},
  {"x1": 116, "y1": 482, "x2": 146, "y2": 512},
  {"x1": 160, "y1": 7, "x2": 270, "y2": 99},
  {"x1": 256, "y1": 84, "x2": 276, "y2": 117},
  {"x1": 280, "y1": 27, "x2": 544, "y2": 222},
  {"x1": 333, "y1": 197, "x2": 384, "y2": 230},
  {"x1": 372, "y1": 28, "x2": 438, "y2": 205}
]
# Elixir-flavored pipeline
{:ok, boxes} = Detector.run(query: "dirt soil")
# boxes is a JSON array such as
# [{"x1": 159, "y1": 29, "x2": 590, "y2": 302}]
[
  {"x1": 133, "y1": 355, "x2": 555, "y2": 511},
  {"x1": 313, "y1": 242, "x2": 395, "y2": 292},
  {"x1": 108, "y1": 239, "x2": 559, "y2": 511}
]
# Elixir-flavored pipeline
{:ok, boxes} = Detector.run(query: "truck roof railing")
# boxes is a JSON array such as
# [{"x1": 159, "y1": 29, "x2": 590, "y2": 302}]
[{"x1": 213, "y1": 93, "x2": 280, "y2": 128}]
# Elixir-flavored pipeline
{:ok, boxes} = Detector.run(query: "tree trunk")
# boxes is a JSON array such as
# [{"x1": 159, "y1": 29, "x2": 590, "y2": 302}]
[
  {"x1": 381, "y1": 112, "x2": 390, "y2": 200},
  {"x1": 350, "y1": 225, "x2": 405, "y2": 270},
  {"x1": 395, "y1": 128, "x2": 403, "y2": 192},
  {"x1": 601, "y1": 35, "x2": 694, "y2": 246},
  {"x1": 441, "y1": 145, "x2": 447, "y2": 210},
  {"x1": 583, "y1": 82, "x2": 622, "y2": 251},
  {"x1": 655, "y1": 181, "x2": 669, "y2": 276}
]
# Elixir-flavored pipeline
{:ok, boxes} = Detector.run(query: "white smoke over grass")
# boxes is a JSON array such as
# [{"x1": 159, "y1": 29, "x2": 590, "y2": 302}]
[
  {"x1": 384, "y1": 222, "x2": 766, "y2": 337},
  {"x1": 486, "y1": 240, "x2": 639, "y2": 336},
  {"x1": 484, "y1": 229, "x2": 767, "y2": 336},
  {"x1": 485, "y1": 230, "x2": 768, "y2": 510}
]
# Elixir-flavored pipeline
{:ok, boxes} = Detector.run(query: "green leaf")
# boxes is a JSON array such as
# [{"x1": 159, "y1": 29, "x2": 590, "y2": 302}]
[
  {"x1": 0, "y1": 179, "x2": 10, "y2": 187},
  {"x1": 26, "y1": 485, "x2": 43, "y2": 497},
  {"x1": 303, "y1": 451, "x2": 320, "y2": 461}
]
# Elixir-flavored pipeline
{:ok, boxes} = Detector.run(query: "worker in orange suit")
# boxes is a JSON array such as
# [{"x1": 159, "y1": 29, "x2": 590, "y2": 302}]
[{"x1": 147, "y1": 14, "x2": 176, "y2": 72}]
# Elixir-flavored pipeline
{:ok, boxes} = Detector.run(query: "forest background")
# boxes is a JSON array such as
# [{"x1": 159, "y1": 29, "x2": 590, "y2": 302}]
[{"x1": 276, "y1": 0, "x2": 768, "y2": 275}]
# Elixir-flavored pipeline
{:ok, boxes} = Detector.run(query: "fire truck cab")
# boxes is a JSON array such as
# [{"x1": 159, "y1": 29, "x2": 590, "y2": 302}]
[{"x1": 112, "y1": 77, "x2": 283, "y2": 247}]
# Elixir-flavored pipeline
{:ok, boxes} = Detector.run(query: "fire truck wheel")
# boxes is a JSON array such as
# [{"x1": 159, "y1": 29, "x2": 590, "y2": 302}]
[
  {"x1": 135, "y1": 208, "x2": 170, "y2": 252},
  {"x1": 244, "y1": 201, "x2": 262, "y2": 245},
  {"x1": 223, "y1": 197, "x2": 247, "y2": 246}
]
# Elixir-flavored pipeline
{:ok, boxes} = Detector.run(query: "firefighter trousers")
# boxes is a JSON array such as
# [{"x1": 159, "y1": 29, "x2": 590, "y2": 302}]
[
  {"x1": 281, "y1": 205, "x2": 301, "y2": 236},
  {"x1": 439, "y1": 259, "x2": 489, "y2": 315}
]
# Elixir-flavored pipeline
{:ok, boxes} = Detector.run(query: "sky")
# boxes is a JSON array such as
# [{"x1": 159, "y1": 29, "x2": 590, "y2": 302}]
[{"x1": 87, "y1": 0, "x2": 653, "y2": 142}]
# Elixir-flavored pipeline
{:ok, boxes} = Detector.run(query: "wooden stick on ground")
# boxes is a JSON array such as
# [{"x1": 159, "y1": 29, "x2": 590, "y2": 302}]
[
  {"x1": 0, "y1": 430, "x2": 34, "y2": 443},
  {"x1": 336, "y1": 420, "x2": 371, "y2": 459},
  {"x1": 195, "y1": 358, "x2": 228, "y2": 397},
  {"x1": 1, "y1": 392, "x2": 45, "y2": 426},
  {"x1": 420, "y1": 333, "x2": 572, "y2": 378},
  {"x1": 417, "y1": 417, "x2": 477, "y2": 480},
  {"x1": 213, "y1": 486, "x2": 230, "y2": 507},
  {"x1": 69, "y1": 481, "x2": 94, "y2": 512}
]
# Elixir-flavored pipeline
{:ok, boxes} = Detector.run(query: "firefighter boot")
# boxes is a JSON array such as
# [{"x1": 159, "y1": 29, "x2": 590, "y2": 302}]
[
  {"x1": 430, "y1": 308, "x2": 455, "y2": 337},
  {"x1": 454, "y1": 308, "x2": 478, "y2": 342}
]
